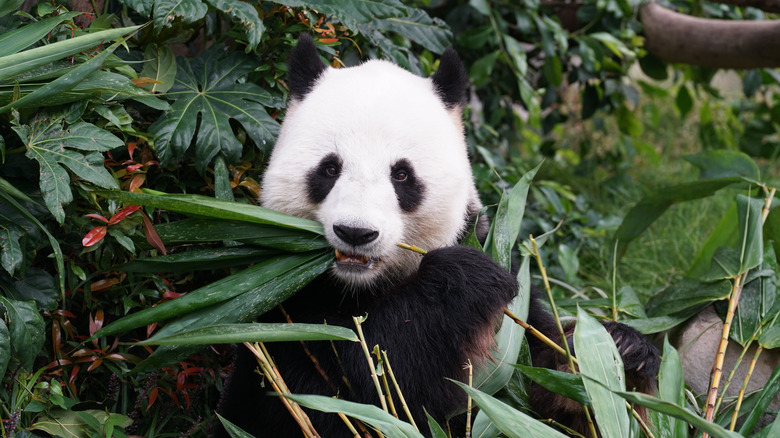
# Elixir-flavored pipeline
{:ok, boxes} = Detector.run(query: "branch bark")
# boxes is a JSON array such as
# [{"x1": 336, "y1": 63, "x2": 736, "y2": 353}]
[{"x1": 641, "y1": 2, "x2": 780, "y2": 69}]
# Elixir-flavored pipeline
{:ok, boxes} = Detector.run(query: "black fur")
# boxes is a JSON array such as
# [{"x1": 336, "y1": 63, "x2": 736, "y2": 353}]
[
  {"x1": 213, "y1": 246, "x2": 518, "y2": 437},
  {"x1": 287, "y1": 34, "x2": 328, "y2": 100},
  {"x1": 306, "y1": 153, "x2": 342, "y2": 204},
  {"x1": 391, "y1": 159, "x2": 425, "y2": 212},
  {"x1": 431, "y1": 48, "x2": 468, "y2": 109}
]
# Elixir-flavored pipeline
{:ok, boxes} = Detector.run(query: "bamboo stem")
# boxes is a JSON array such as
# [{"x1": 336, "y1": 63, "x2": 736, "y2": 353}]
[
  {"x1": 465, "y1": 360, "x2": 473, "y2": 438},
  {"x1": 353, "y1": 317, "x2": 389, "y2": 415},
  {"x1": 730, "y1": 346, "x2": 763, "y2": 431},
  {"x1": 374, "y1": 348, "x2": 398, "y2": 419},
  {"x1": 382, "y1": 350, "x2": 419, "y2": 431}
]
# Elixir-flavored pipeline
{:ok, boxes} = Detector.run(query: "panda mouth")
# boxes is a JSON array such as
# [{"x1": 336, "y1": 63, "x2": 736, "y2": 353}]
[{"x1": 334, "y1": 249, "x2": 374, "y2": 268}]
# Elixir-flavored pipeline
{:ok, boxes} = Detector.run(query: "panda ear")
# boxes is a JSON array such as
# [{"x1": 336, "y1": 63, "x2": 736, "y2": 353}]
[
  {"x1": 288, "y1": 34, "x2": 328, "y2": 100},
  {"x1": 431, "y1": 48, "x2": 468, "y2": 109}
]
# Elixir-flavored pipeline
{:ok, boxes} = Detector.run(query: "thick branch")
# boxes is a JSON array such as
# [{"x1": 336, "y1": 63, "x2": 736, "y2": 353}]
[
  {"x1": 641, "y1": 3, "x2": 780, "y2": 69},
  {"x1": 710, "y1": 0, "x2": 780, "y2": 13}
]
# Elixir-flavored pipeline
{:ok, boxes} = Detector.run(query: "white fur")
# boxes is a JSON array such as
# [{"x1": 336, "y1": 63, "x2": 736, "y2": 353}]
[{"x1": 262, "y1": 60, "x2": 481, "y2": 287}]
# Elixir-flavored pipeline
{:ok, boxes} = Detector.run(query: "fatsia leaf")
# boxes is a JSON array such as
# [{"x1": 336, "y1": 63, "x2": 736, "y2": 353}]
[
  {"x1": 148, "y1": 47, "x2": 281, "y2": 172},
  {"x1": 152, "y1": 0, "x2": 208, "y2": 30},
  {"x1": 139, "y1": 44, "x2": 177, "y2": 94},
  {"x1": 365, "y1": 8, "x2": 452, "y2": 54},
  {"x1": 13, "y1": 119, "x2": 121, "y2": 223},
  {"x1": 274, "y1": 0, "x2": 407, "y2": 28},
  {"x1": 207, "y1": 0, "x2": 264, "y2": 51}
]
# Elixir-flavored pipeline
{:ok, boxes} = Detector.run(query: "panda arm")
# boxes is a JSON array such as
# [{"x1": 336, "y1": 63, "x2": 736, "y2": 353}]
[{"x1": 339, "y1": 245, "x2": 517, "y2": 425}]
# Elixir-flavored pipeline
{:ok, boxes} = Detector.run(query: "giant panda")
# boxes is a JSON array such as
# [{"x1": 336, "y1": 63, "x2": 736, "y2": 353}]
[{"x1": 213, "y1": 34, "x2": 659, "y2": 437}]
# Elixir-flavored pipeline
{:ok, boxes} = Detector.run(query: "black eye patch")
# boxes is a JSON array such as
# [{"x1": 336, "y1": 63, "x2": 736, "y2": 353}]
[
  {"x1": 306, "y1": 153, "x2": 342, "y2": 204},
  {"x1": 391, "y1": 159, "x2": 425, "y2": 212}
]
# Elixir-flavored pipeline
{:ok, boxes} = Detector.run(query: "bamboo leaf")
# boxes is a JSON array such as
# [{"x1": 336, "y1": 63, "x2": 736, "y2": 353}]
[
  {"x1": 118, "y1": 247, "x2": 277, "y2": 272},
  {"x1": 453, "y1": 381, "x2": 568, "y2": 438},
  {"x1": 131, "y1": 252, "x2": 332, "y2": 372},
  {"x1": 97, "y1": 191, "x2": 324, "y2": 234},
  {"x1": 0, "y1": 25, "x2": 141, "y2": 81},
  {"x1": 573, "y1": 308, "x2": 630, "y2": 438},
  {"x1": 95, "y1": 251, "x2": 327, "y2": 339},
  {"x1": 614, "y1": 177, "x2": 747, "y2": 259},
  {"x1": 0, "y1": 12, "x2": 82, "y2": 57},
  {"x1": 217, "y1": 414, "x2": 255, "y2": 438},
  {"x1": 283, "y1": 393, "x2": 424, "y2": 438},
  {"x1": 651, "y1": 337, "x2": 687, "y2": 438},
  {"x1": 139, "y1": 322, "x2": 357, "y2": 345},
  {"x1": 514, "y1": 364, "x2": 589, "y2": 405},
  {"x1": 736, "y1": 194, "x2": 764, "y2": 273},
  {"x1": 646, "y1": 279, "x2": 731, "y2": 317}
]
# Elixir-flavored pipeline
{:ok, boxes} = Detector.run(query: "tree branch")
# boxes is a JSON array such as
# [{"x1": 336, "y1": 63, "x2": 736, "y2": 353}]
[{"x1": 641, "y1": 3, "x2": 780, "y2": 69}]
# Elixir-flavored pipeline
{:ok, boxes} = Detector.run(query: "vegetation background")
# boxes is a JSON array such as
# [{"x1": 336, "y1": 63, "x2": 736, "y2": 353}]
[{"x1": 0, "y1": 0, "x2": 779, "y2": 436}]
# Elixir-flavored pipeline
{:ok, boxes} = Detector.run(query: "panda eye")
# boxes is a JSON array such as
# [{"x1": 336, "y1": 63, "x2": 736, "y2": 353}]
[
  {"x1": 324, "y1": 164, "x2": 339, "y2": 177},
  {"x1": 392, "y1": 169, "x2": 408, "y2": 182}
]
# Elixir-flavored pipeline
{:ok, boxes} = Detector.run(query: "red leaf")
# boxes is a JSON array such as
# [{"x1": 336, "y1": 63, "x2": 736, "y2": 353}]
[
  {"x1": 126, "y1": 163, "x2": 143, "y2": 172},
  {"x1": 147, "y1": 387, "x2": 159, "y2": 411},
  {"x1": 89, "y1": 309, "x2": 104, "y2": 337},
  {"x1": 90, "y1": 278, "x2": 119, "y2": 292},
  {"x1": 85, "y1": 213, "x2": 109, "y2": 223},
  {"x1": 319, "y1": 38, "x2": 339, "y2": 43},
  {"x1": 147, "y1": 322, "x2": 158, "y2": 338},
  {"x1": 108, "y1": 205, "x2": 141, "y2": 225},
  {"x1": 87, "y1": 358, "x2": 102, "y2": 371},
  {"x1": 161, "y1": 290, "x2": 185, "y2": 302},
  {"x1": 82, "y1": 226, "x2": 107, "y2": 247},
  {"x1": 141, "y1": 212, "x2": 167, "y2": 255},
  {"x1": 127, "y1": 174, "x2": 146, "y2": 193},
  {"x1": 127, "y1": 142, "x2": 137, "y2": 160}
]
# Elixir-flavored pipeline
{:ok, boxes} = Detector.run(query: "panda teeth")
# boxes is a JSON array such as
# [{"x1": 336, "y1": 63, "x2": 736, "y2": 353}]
[{"x1": 334, "y1": 249, "x2": 371, "y2": 266}]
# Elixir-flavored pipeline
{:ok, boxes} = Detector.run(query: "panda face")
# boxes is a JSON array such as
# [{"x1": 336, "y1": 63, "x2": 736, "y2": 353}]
[{"x1": 261, "y1": 37, "x2": 481, "y2": 289}]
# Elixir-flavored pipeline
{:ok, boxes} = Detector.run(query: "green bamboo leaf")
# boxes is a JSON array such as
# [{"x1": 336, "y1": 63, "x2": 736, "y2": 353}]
[
  {"x1": 148, "y1": 47, "x2": 281, "y2": 171},
  {"x1": 0, "y1": 12, "x2": 82, "y2": 57},
  {"x1": 614, "y1": 177, "x2": 746, "y2": 259},
  {"x1": 736, "y1": 194, "x2": 764, "y2": 273},
  {"x1": 731, "y1": 259, "x2": 776, "y2": 345},
  {"x1": 646, "y1": 279, "x2": 731, "y2": 317},
  {"x1": 118, "y1": 247, "x2": 277, "y2": 272},
  {"x1": 0, "y1": 25, "x2": 141, "y2": 81},
  {"x1": 614, "y1": 391, "x2": 742, "y2": 438},
  {"x1": 758, "y1": 326, "x2": 780, "y2": 349},
  {"x1": 473, "y1": 255, "x2": 529, "y2": 394},
  {"x1": 684, "y1": 150, "x2": 760, "y2": 180},
  {"x1": 0, "y1": 319, "x2": 9, "y2": 379},
  {"x1": 653, "y1": 337, "x2": 687, "y2": 438},
  {"x1": 453, "y1": 381, "x2": 568, "y2": 438},
  {"x1": 153, "y1": 0, "x2": 208, "y2": 29},
  {"x1": 0, "y1": 0, "x2": 23, "y2": 18},
  {"x1": 139, "y1": 322, "x2": 357, "y2": 345},
  {"x1": 573, "y1": 308, "x2": 630, "y2": 438},
  {"x1": 283, "y1": 393, "x2": 424, "y2": 438},
  {"x1": 95, "y1": 251, "x2": 326, "y2": 339},
  {"x1": 14, "y1": 120, "x2": 121, "y2": 223},
  {"x1": 426, "y1": 413, "x2": 448, "y2": 438},
  {"x1": 489, "y1": 162, "x2": 541, "y2": 270},
  {"x1": 152, "y1": 218, "x2": 328, "y2": 251},
  {"x1": 129, "y1": 252, "x2": 332, "y2": 373},
  {"x1": 514, "y1": 364, "x2": 589, "y2": 405},
  {"x1": 98, "y1": 191, "x2": 324, "y2": 234},
  {"x1": 214, "y1": 154, "x2": 234, "y2": 201},
  {"x1": 623, "y1": 313, "x2": 699, "y2": 334},
  {"x1": 687, "y1": 204, "x2": 739, "y2": 279},
  {"x1": 217, "y1": 414, "x2": 255, "y2": 438},
  {"x1": 0, "y1": 296, "x2": 45, "y2": 371},
  {"x1": 366, "y1": 8, "x2": 452, "y2": 54}
]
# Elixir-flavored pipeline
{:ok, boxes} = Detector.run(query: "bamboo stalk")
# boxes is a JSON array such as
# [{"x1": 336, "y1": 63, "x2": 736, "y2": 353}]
[
  {"x1": 337, "y1": 412, "x2": 361, "y2": 438},
  {"x1": 730, "y1": 346, "x2": 763, "y2": 430},
  {"x1": 374, "y1": 348, "x2": 398, "y2": 418},
  {"x1": 382, "y1": 350, "x2": 419, "y2": 431},
  {"x1": 353, "y1": 317, "x2": 389, "y2": 414},
  {"x1": 465, "y1": 360, "x2": 473, "y2": 438}
]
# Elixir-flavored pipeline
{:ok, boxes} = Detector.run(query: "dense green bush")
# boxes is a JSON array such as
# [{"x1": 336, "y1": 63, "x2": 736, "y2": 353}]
[{"x1": 0, "y1": 0, "x2": 779, "y2": 436}]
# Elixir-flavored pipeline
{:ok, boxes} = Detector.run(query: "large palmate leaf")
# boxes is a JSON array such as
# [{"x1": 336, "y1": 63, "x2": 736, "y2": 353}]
[
  {"x1": 152, "y1": 0, "x2": 208, "y2": 30},
  {"x1": 13, "y1": 120, "x2": 121, "y2": 223},
  {"x1": 361, "y1": 8, "x2": 452, "y2": 54},
  {"x1": 148, "y1": 47, "x2": 281, "y2": 172},
  {"x1": 274, "y1": 0, "x2": 407, "y2": 28}
]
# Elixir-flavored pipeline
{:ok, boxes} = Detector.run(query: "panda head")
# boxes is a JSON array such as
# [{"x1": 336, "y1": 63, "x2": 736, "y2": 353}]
[{"x1": 262, "y1": 35, "x2": 483, "y2": 289}]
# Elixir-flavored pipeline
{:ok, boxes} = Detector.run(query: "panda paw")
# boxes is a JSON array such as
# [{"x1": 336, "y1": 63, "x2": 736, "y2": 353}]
[{"x1": 416, "y1": 245, "x2": 518, "y2": 306}]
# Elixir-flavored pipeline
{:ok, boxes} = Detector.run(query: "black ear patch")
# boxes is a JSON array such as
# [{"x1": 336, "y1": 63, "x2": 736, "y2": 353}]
[
  {"x1": 431, "y1": 48, "x2": 468, "y2": 109},
  {"x1": 391, "y1": 159, "x2": 425, "y2": 212},
  {"x1": 288, "y1": 34, "x2": 328, "y2": 100}
]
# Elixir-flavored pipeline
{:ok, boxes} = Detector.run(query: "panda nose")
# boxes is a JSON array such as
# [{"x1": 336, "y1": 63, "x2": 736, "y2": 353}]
[{"x1": 333, "y1": 224, "x2": 379, "y2": 246}]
